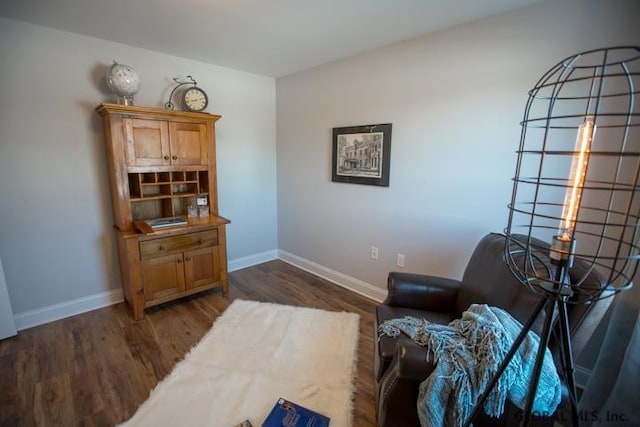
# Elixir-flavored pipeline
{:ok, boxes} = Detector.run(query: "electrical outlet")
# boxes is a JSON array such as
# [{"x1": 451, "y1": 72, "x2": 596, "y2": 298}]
[
  {"x1": 396, "y1": 254, "x2": 405, "y2": 267},
  {"x1": 371, "y1": 246, "x2": 379, "y2": 260}
]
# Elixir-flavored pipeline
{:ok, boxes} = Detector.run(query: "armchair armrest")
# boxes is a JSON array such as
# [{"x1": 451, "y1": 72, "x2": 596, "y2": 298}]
[
  {"x1": 394, "y1": 336, "x2": 436, "y2": 380},
  {"x1": 384, "y1": 271, "x2": 461, "y2": 312},
  {"x1": 376, "y1": 337, "x2": 436, "y2": 427}
]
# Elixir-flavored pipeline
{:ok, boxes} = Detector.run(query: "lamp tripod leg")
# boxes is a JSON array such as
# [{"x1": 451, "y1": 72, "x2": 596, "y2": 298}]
[
  {"x1": 557, "y1": 298, "x2": 580, "y2": 426},
  {"x1": 463, "y1": 296, "x2": 548, "y2": 427},
  {"x1": 521, "y1": 296, "x2": 557, "y2": 426}
]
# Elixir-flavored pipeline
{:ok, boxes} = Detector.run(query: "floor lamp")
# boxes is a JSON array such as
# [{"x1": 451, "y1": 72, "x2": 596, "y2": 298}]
[{"x1": 465, "y1": 47, "x2": 640, "y2": 427}]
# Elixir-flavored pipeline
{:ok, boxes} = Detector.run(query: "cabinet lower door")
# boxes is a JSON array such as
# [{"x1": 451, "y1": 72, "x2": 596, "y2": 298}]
[
  {"x1": 184, "y1": 246, "x2": 220, "y2": 289},
  {"x1": 141, "y1": 254, "x2": 186, "y2": 301}
]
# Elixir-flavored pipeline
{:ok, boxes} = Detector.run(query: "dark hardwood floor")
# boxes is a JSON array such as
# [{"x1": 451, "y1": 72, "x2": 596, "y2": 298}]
[{"x1": 0, "y1": 260, "x2": 379, "y2": 427}]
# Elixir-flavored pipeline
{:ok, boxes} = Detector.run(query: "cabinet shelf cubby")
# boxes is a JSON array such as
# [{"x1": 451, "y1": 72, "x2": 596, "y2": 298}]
[{"x1": 129, "y1": 169, "x2": 210, "y2": 220}]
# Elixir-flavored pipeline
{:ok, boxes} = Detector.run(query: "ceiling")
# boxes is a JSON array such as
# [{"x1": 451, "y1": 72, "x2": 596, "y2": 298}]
[{"x1": 0, "y1": 0, "x2": 543, "y2": 77}]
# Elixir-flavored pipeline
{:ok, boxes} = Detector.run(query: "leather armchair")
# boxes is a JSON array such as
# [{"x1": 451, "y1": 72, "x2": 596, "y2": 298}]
[{"x1": 374, "y1": 233, "x2": 611, "y2": 427}]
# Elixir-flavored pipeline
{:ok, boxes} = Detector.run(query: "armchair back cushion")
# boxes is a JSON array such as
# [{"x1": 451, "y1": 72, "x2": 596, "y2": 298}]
[{"x1": 455, "y1": 233, "x2": 548, "y2": 335}]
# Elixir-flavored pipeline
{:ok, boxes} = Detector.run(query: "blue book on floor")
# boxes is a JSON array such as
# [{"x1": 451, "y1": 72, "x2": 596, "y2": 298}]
[{"x1": 262, "y1": 398, "x2": 330, "y2": 427}]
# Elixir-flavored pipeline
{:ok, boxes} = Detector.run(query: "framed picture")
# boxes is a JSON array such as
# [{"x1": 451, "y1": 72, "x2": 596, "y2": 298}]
[{"x1": 332, "y1": 123, "x2": 392, "y2": 187}]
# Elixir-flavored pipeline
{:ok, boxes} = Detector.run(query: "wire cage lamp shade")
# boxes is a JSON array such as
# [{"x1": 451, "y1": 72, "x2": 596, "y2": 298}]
[{"x1": 505, "y1": 46, "x2": 640, "y2": 303}]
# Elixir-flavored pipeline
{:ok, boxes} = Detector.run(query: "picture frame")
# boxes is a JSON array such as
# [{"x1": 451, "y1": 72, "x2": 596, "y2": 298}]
[{"x1": 331, "y1": 123, "x2": 392, "y2": 187}]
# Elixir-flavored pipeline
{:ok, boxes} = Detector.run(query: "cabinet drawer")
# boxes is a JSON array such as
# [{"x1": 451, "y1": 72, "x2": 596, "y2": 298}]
[{"x1": 139, "y1": 230, "x2": 218, "y2": 260}]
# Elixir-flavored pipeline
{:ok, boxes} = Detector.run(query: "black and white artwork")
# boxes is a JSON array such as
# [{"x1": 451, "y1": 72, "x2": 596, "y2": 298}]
[{"x1": 332, "y1": 123, "x2": 392, "y2": 186}]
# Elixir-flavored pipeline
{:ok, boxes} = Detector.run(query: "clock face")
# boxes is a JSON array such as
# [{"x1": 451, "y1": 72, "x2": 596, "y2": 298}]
[{"x1": 182, "y1": 87, "x2": 208, "y2": 112}]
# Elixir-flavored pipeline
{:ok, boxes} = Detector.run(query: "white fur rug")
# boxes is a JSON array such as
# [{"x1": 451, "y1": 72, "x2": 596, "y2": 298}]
[{"x1": 120, "y1": 299, "x2": 360, "y2": 427}]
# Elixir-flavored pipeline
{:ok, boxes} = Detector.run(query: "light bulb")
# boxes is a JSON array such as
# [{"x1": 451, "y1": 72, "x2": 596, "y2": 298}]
[
  {"x1": 559, "y1": 118, "x2": 596, "y2": 238},
  {"x1": 550, "y1": 118, "x2": 595, "y2": 266}
]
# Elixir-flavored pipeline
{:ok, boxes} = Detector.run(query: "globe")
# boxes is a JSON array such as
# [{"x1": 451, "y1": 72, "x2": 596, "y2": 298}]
[{"x1": 106, "y1": 61, "x2": 140, "y2": 105}]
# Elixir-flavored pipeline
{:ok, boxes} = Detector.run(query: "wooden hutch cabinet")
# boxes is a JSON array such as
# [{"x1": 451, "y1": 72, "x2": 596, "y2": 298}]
[{"x1": 97, "y1": 103, "x2": 229, "y2": 320}]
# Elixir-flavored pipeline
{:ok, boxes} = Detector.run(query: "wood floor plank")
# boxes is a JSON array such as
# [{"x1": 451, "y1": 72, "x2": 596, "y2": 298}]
[
  {"x1": 0, "y1": 260, "x2": 379, "y2": 426},
  {"x1": 33, "y1": 374, "x2": 75, "y2": 426},
  {"x1": 69, "y1": 351, "x2": 106, "y2": 419}
]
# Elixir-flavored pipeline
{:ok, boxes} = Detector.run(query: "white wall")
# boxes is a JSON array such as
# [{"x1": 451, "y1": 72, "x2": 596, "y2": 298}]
[
  {"x1": 0, "y1": 18, "x2": 277, "y2": 327},
  {"x1": 276, "y1": 0, "x2": 640, "y2": 297}
]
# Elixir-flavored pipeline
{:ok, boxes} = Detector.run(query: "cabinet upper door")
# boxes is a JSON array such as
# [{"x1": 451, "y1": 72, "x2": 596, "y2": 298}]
[
  {"x1": 124, "y1": 119, "x2": 208, "y2": 167},
  {"x1": 125, "y1": 118, "x2": 171, "y2": 167},
  {"x1": 169, "y1": 122, "x2": 208, "y2": 166}
]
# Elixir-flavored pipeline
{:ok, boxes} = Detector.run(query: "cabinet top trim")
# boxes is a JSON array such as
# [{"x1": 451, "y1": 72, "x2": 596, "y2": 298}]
[{"x1": 96, "y1": 103, "x2": 222, "y2": 122}]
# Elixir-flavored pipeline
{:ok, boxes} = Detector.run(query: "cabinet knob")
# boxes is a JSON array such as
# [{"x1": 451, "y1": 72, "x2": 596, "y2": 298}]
[
  {"x1": 164, "y1": 155, "x2": 170, "y2": 161},
  {"x1": 158, "y1": 245, "x2": 165, "y2": 251},
  {"x1": 185, "y1": 257, "x2": 191, "y2": 262},
  {"x1": 172, "y1": 155, "x2": 178, "y2": 160},
  {"x1": 177, "y1": 258, "x2": 182, "y2": 263},
  {"x1": 198, "y1": 239, "x2": 203, "y2": 244}
]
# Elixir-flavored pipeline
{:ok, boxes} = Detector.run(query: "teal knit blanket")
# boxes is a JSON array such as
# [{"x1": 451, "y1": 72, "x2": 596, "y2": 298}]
[{"x1": 378, "y1": 304, "x2": 561, "y2": 427}]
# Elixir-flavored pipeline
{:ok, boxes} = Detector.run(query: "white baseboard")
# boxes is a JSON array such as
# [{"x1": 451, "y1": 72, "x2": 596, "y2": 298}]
[
  {"x1": 278, "y1": 250, "x2": 387, "y2": 303},
  {"x1": 12, "y1": 249, "x2": 383, "y2": 330},
  {"x1": 14, "y1": 288, "x2": 124, "y2": 331},
  {"x1": 228, "y1": 249, "x2": 278, "y2": 272}
]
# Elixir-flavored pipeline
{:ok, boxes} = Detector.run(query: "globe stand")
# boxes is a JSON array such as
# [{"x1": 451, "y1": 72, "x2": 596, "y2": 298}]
[{"x1": 117, "y1": 96, "x2": 135, "y2": 106}]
